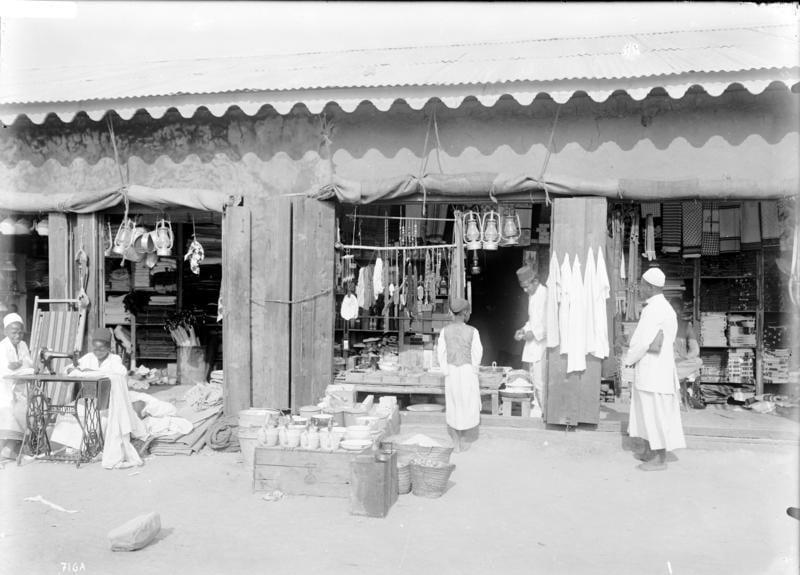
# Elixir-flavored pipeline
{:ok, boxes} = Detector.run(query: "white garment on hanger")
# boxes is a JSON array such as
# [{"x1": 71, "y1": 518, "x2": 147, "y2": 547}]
[
  {"x1": 545, "y1": 251, "x2": 560, "y2": 349},
  {"x1": 558, "y1": 253, "x2": 572, "y2": 353},
  {"x1": 373, "y1": 258, "x2": 384, "y2": 296},
  {"x1": 355, "y1": 267, "x2": 366, "y2": 309},
  {"x1": 592, "y1": 248, "x2": 611, "y2": 359},
  {"x1": 583, "y1": 247, "x2": 597, "y2": 354},
  {"x1": 566, "y1": 253, "x2": 587, "y2": 373}
]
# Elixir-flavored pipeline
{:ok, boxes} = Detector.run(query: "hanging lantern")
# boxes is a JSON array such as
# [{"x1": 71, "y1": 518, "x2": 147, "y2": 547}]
[
  {"x1": 482, "y1": 210, "x2": 501, "y2": 250},
  {"x1": 500, "y1": 206, "x2": 521, "y2": 246},
  {"x1": 153, "y1": 219, "x2": 174, "y2": 256},
  {"x1": 470, "y1": 250, "x2": 481, "y2": 275},
  {"x1": 463, "y1": 211, "x2": 483, "y2": 251},
  {"x1": 113, "y1": 218, "x2": 136, "y2": 255}
]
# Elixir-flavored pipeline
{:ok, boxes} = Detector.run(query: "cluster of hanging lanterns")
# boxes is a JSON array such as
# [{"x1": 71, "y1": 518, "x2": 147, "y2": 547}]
[
  {"x1": 462, "y1": 206, "x2": 521, "y2": 251},
  {"x1": 462, "y1": 206, "x2": 522, "y2": 274}
]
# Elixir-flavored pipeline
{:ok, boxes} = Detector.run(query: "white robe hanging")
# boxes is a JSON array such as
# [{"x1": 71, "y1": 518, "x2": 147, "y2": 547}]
[
  {"x1": 566, "y1": 254, "x2": 587, "y2": 373},
  {"x1": 558, "y1": 253, "x2": 572, "y2": 354},
  {"x1": 546, "y1": 250, "x2": 560, "y2": 349},
  {"x1": 592, "y1": 248, "x2": 611, "y2": 359},
  {"x1": 583, "y1": 247, "x2": 597, "y2": 355}
]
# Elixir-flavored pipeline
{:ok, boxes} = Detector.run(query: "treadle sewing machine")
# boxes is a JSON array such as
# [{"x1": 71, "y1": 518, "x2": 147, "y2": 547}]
[
  {"x1": 13, "y1": 348, "x2": 110, "y2": 467},
  {"x1": 36, "y1": 347, "x2": 80, "y2": 375}
]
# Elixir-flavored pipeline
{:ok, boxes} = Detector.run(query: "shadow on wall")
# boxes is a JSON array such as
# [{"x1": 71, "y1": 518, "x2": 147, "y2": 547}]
[{"x1": 1, "y1": 83, "x2": 796, "y2": 168}]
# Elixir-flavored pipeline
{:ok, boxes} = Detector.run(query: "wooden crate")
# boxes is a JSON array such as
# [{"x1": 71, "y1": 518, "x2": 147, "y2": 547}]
[
  {"x1": 253, "y1": 446, "x2": 367, "y2": 498},
  {"x1": 350, "y1": 452, "x2": 398, "y2": 518}
]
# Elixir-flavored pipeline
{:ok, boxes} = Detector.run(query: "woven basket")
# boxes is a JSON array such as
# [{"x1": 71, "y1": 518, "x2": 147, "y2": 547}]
[
  {"x1": 478, "y1": 365, "x2": 507, "y2": 390},
  {"x1": 410, "y1": 459, "x2": 455, "y2": 498},
  {"x1": 395, "y1": 443, "x2": 454, "y2": 466},
  {"x1": 397, "y1": 462, "x2": 412, "y2": 495}
]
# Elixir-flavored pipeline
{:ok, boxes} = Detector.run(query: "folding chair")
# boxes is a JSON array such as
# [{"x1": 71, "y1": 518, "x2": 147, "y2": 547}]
[{"x1": 28, "y1": 298, "x2": 91, "y2": 406}]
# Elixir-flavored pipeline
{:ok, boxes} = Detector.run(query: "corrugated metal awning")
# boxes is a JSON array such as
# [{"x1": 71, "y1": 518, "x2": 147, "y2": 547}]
[{"x1": 1, "y1": 24, "x2": 798, "y2": 124}]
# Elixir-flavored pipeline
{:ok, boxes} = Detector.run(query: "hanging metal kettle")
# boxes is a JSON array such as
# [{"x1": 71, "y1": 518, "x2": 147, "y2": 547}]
[
  {"x1": 463, "y1": 210, "x2": 483, "y2": 251},
  {"x1": 482, "y1": 210, "x2": 501, "y2": 250},
  {"x1": 154, "y1": 219, "x2": 174, "y2": 256}
]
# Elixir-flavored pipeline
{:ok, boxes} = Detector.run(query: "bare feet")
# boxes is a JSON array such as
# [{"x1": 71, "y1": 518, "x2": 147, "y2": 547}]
[{"x1": 637, "y1": 460, "x2": 667, "y2": 471}]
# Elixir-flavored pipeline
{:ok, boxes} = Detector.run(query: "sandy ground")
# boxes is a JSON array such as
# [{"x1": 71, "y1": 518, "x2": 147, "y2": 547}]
[{"x1": 1, "y1": 425, "x2": 798, "y2": 575}]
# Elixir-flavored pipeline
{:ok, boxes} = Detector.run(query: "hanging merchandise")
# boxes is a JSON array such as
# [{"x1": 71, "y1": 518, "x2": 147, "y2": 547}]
[
  {"x1": 481, "y1": 210, "x2": 501, "y2": 250},
  {"x1": 355, "y1": 266, "x2": 366, "y2": 309},
  {"x1": 463, "y1": 211, "x2": 483, "y2": 250},
  {"x1": 373, "y1": 257, "x2": 384, "y2": 296},
  {"x1": 583, "y1": 247, "x2": 597, "y2": 353},
  {"x1": 626, "y1": 208, "x2": 640, "y2": 320},
  {"x1": 566, "y1": 253, "x2": 587, "y2": 374},
  {"x1": 593, "y1": 248, "x2": 611, "y2": 359},
  {"x1": 340, "y1": 292, "x2": 359, "y2": 321},
  {"x1": 153, "y1": 219, "x2": 174, "y2": 256},
  {"x1": 500, "y1": 206, "x2": 521, "y2": 246},
  {"x1": 546, "y1": 249, "x2": 560, "y2": 349},
  {"x1": 642, "y1": 214, "x2": 656, "y2": 261},
  {"x1": 185, "y1": 237, "x2": 205, "y2": 275},
  {"x1": 75, "y1": 245, "x2": 90, "y2": 309},
  {"x1": 558, "y1": 252, "x2": 571, "y2": 353}
]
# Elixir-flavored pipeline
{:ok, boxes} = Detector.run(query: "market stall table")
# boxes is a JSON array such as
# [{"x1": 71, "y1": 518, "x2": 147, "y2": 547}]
[
  {"x1": 11, "y1": 373, "x2": 111, "y2": 468},
  {"x1": 348, "y1": 381, "x2": 500, "y2": 416}
]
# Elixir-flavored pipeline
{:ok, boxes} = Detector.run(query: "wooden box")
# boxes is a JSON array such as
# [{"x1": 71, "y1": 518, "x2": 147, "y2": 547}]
[
  {"x1": 349, "y1": 452, "x2": 398, "y2": 518},
  {"x1": 253, "y1": 446, "x2": 367, "y2": 498}
]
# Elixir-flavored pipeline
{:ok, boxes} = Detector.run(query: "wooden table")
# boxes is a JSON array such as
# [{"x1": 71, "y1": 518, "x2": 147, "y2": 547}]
[
  {"x1": 350, "y1": 381, "x2": 500, "y2": 416},
  {"x1": 11, "y1": 374, "x2": 111, "y2": 468}
]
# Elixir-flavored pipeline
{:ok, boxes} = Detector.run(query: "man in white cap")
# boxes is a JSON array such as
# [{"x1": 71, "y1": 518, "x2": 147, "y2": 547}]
[
  {"x1": 624, "y1": 267, "x2": 686, "y2": 470},
  {"x1": 0, "y1": 313, "x2": 34, "y2": 459}
]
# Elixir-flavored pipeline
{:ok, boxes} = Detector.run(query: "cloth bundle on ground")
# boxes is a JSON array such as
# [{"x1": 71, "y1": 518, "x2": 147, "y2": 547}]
[
  {"x1": 108, "y1": 512, "x2": 161, "y2": 552},
  {"x1": 206, "y1": 415, "x2": 240, "y2": 452}
]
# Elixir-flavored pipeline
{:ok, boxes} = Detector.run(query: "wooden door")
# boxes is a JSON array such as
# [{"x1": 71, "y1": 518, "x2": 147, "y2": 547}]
[
  {"x1": 545, "y1": 197, "x2": 607, "y2": 426},
  {"x1": 290, "y1": 197, "x2": 336, "y2": 410},
  {"x1": 222, "y1": 204, "x2": 252, "y2": 415}
]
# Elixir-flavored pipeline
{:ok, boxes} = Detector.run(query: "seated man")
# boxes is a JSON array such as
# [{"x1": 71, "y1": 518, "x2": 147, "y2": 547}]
[
  {"x1": 64, "y1": 327, "x2": 147, "y2": 469},
  {"x1": 0, "y1": 313, "x2": 34, "y2": 459}
]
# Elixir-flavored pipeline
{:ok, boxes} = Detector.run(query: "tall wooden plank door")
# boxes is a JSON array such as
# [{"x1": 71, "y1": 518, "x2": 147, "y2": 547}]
[
  {"x1": 545, "y1": 197, "x2": 606, "y2": 426},
  {"x1": 290, "y1": 197, "x2": 335, "y2": 411},
  {"x1": 48, "y1": 213, "x2": 71, "y2": 299},
  {"x1": 222, "y1": 205, "x2": 252, "y2": 416},
  {"x1": 251, "y1": 195, "x2": 292, "y2": 409}
]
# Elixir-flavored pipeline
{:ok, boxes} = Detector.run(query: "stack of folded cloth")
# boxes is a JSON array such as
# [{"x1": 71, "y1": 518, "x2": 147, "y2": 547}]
[
  {"x1": 209, "y1": 370, "x2": 223, "y2": 386},
  {"x1": 149, "y1": 295, "x2": 176, "y2": 306},
  {"x1": 726, "y1": 349, "x2": 755, "y2": 384},
  {"x1": 700, "y1": 313, "x2": 727, "y2": 347},
  {"x1": 700, "y1": 352, "x2": 725, "y2": 383},
  {"x1": 105, "y1": 294, "x2": 130, "y2": 324},
  {"x1": 763, "y1": 350, "x2": 791, "y2": 384},
  {"x1": 109, "y1": 268, "x2": 131, "y2": 291},
  {"x1": 727, "y1": 314, "x2": 756, "y2": 347},
  {"x1": 133, "y1": 262, "x2": 151, "y2": 289}
]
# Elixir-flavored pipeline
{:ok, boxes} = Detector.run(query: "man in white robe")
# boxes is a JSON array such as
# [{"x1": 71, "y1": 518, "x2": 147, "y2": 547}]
[
  {"x1": 624, "y1": 268, "x2": 686, "y2": 471},
  {"x1": 64, "y1": 327, "x2": 147, "y2": 469},
  {"x1": 514, "y1": 266, "x2": 547, "y2": 417},
  {"x1": 0, "y1": 313, "x2": 34, "y2": 459}
]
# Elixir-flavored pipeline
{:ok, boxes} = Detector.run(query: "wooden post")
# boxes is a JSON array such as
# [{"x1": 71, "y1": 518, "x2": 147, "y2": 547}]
[
  {"x1": 222, "y1": 205, "x2": 252, "y2": 416},
  {"x1": 48, "y1": 213, "x2": 71, "y2": 299},
  {"x1": 251, "y1": 195, "x2": 292, "y2": 409},
  {"x1": 74, "y1": 213, "x2": 103, "y2": 351},
  {"x1": 290, "y1": 197, "x2": 335, "y2": 410}
]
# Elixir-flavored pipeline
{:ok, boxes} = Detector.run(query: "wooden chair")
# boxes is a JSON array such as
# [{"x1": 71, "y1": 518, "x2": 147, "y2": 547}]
[{"x1": 28, "y1": 298, "x2": 91, "y2": 407}]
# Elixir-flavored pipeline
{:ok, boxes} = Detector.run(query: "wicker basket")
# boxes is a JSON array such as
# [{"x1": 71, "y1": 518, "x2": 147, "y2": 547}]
[
  {"x1": 395, "y1": 443, "x2": 454, "y2": 466},
  {"x1": 478, "y1": 365, "x2": 507, "y2": 390},
  {"x1": 410, "y1": 459, "x2": 455, "y2": 498},
  {"x1": 397, "y1": 462, "x2": 412, "y2": 495}
]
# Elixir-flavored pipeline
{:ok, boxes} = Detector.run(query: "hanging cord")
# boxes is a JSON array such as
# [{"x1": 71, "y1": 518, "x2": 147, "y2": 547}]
[
  {"x1": 253, "y1": 287, "x2": 333, "y2": 307},
  {"x1": 416, "y1": 103, "x2": 446, "y2": 218},
  {"x1": 537, "y1": 105, "x2": 562, "y2": 206}
]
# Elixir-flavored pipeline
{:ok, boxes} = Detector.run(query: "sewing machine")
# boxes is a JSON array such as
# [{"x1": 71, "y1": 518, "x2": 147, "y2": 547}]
[{"x1": 36, "y1": 347, "x2": 80, "y2": 375}]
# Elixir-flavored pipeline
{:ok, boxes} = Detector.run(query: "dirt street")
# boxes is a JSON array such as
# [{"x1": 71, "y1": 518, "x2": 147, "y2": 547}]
[{"x1": 2, "y1": 425, "x2": 797, "y2": 575}]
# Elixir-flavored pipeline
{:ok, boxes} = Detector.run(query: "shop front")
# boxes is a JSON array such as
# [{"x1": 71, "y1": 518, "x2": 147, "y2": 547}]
[{"x1": 1, "y1": 27, "x2": 797, "y2": 423}]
